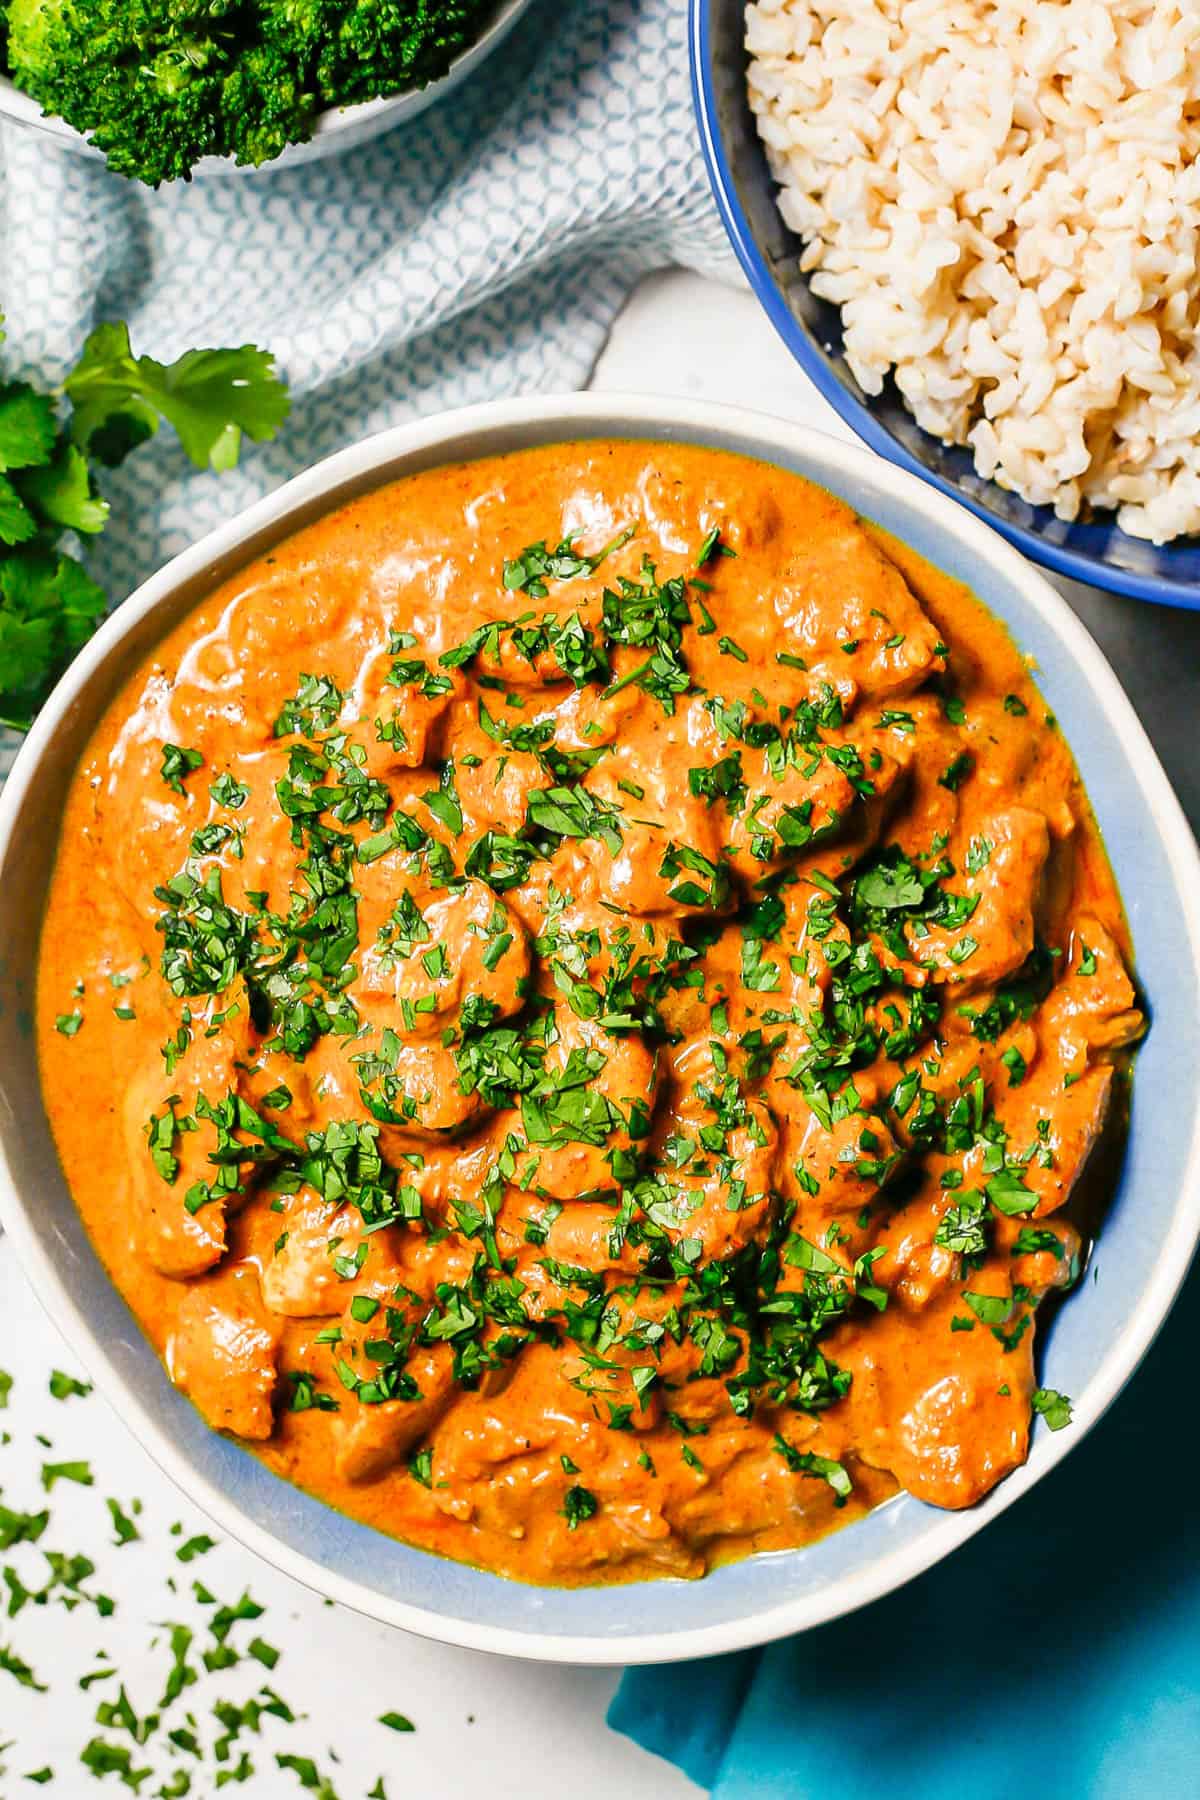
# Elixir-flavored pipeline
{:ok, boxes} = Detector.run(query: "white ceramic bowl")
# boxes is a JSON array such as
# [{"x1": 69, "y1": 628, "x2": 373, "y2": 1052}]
[
  {"x1": 0, "y1": 0, "x2": 534, "y2": 176},
  {"x1": 2, "y1": 394, "x2": 1199, "y2": 1665}
]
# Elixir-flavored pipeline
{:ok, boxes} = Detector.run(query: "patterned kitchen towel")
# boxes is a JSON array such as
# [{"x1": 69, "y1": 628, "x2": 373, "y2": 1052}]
[
  {"x1": 608, "y1": 1256, "x2": 1200, "y2": 1798},
  {"x1": 0, "y1": 0, "x2": 736, "y2": 612}
]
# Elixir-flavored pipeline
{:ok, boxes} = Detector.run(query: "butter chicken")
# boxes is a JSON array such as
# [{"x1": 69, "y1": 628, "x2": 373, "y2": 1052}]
[{"x1": 36, "y1": 443, "x2": 1144, "y2": 1584}]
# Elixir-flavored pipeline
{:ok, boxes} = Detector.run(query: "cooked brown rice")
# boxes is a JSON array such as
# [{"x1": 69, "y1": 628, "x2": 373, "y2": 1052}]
[{"x1": 747, "y1": 0, "x2": 1200, "y2": 543}]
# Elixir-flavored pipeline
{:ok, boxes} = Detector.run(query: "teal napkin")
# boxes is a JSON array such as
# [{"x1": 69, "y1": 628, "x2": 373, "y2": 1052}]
[{"x1": 610, "y1": 1262, "x2": 1200, "y2": 1798}]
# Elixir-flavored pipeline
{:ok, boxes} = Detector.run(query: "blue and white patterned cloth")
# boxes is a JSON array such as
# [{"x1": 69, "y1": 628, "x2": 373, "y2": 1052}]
[{"x1": 0, "y1": 0, "x2": 735, "y2": 608}]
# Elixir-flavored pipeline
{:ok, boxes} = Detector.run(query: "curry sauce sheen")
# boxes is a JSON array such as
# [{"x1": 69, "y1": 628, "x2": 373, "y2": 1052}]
[{"x1": 37, "y1": 442, "x2": 1144, "y2": 1586}]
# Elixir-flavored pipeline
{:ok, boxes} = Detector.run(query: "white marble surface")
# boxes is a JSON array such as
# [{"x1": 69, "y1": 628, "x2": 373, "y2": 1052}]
[{"x1": 2, "y1": 266, "x2": 1197, "y2": 1799}]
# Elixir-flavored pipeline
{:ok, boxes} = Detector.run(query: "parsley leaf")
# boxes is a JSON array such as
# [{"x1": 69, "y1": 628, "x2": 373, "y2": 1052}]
[
  {"x1": 0, "y1": 383, "x2": 56, "y2": 471},
  {"x1": 561, "y1": 1484, "x2": 599, "y2": 1529},
  {"x1": 773, "y1": 1433, "x2": 853, "y2": 1505},
  {"x1": 0, "y1": 318, "x2": 288, "y2": 729},
  {"x1": 65, "y1": 323, "x2": 290, "y2": 471},
  {"x1": 1031, "y1": 1387, "x2": 1073, "y2": 1431},
  {"x1": 161, "y1": 743, "x2": 204, "y2": 795},
  {"x1": 48, "y1": 1368, "x2": 92, "y2": 1401}
]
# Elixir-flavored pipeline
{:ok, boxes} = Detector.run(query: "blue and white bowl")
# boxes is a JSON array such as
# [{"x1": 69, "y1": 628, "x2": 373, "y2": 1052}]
[
  {"x1": 691, "y1": 0, "x2": 1200, "y2": 609},
  {"x1": 1, "y1": 394, "x2": 1198, "y2": 1663}
]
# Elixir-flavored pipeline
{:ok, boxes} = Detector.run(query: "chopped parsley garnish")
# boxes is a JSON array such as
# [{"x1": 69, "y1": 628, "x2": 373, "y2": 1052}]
[
  {"x1": 40, "y1": 1459, "x2": 94, "y2": 1490},
  {"x1": 561, "y1": 1485, "x2": 599, "y2": 1530},
  {"x1": 48, "y1": 1369, "x2": 92, "y2": 1401},
  {"x1": 938, "y1": 750, "x2": 974, "y2": 792},
  {"x1": 1031, "y1": 1388, "x2": 1073, "y2": 1431},
  {"x1": 772, "y1": 1434, "x2": 852, "y2": 1505},
  {"x1": 502, "y1": 524, "x2": 635, "y2": 598},
  {"x1": 160, "y1": 743, "x2": 204, "y2": 795}
]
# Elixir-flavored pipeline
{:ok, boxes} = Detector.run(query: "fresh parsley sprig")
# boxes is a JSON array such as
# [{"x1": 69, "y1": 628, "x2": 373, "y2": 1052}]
[{"x1": 0, "y1": 319, "x2": 289, "y2": 731}]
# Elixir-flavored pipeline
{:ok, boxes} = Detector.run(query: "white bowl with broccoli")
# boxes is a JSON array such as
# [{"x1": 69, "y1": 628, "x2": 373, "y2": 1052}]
[{"x1": 0, "y1": 0, "x2": 536, "y2": 182}]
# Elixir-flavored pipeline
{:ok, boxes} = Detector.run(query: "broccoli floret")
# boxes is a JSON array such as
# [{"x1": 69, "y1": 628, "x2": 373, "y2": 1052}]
[{"x1": 3, "y1": 0, "x2": 500, "y2": 185}]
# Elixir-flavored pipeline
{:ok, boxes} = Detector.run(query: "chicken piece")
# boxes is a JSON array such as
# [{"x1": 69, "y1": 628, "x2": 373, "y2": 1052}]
[
  {"x1": 257, "y1": 1187, "x2": 387, "y2": 1319},
  {"x1": 123, "y1": 1018, "x2": 259, "y2": 1280},
  {"x1": 237, "y1": 1051, "x2": 318, "y2": 1148},
  {"x1": 113, "y1": 575, "x2": 354, "y2": 794},
  {"x1": 722, "y1": 748, "x2": 856, "y2": 884},
  {"x1": 346, "y1": 643, "x2": 464, "y2": 775},
  {"x1": 517, "y1": 1007, "x2": 660, "y2": 1200},
  {"x1": 474, "y1": 618, "x2": 586, "y2": 691},
  {"x1": 640, "y1": 1075, "x2": 780, "y2": 1261},
  {"x1": 920, "y1": 808, "x2": 1050, "y2": 990},
  {"x1": 98, "y1": 719, "x2": 289, "y2": 927},
  {"x1": 999, "y1": 1212, "x2": 1082, "y2": 1298},
  {"x1": 168, "y1": 1279, "x2": 280, "y2": 1441},
  {"x1": 323, "y1": 859, "x2": 529, "y2": 1144},
  {"x1": 501, "y1": 1198, "x2": 642, "y2": 1279},
  {"x1": 185, "y1": 577, "x2": 353, "y2": 747},
  {"x1": 202, "y1": 745, "x2": 309, "y2": 922},
  {"x1": 580, "y1": 701, "x2": 730, "y2": 917},
  {"x1": 397, "y1": 1141, "x2": 502, "y2": 1240},
  {"x1": 428, "y1": 1344, "x2": 573, "y2": 1498},
  {"x1": 1040, "y1": 919, "x2": 1144, "y2": 1060},
  {"x1": 552, "y1": 681, "x2": 644, "y2": 751},
  {"x1": 837, "y1": 1290, "x2": 1033, "y2": 1508},
  {"x1": 456, "y1": 751, "x2": 543, "y2": 839},
  {"x1": 996, "y1": 1063, "x2": 1115, "y2": 1219},
  {"x1": 636, "y1": 462, "x2": 781, "y2": 558},
  {"x1": 305, "y1": 1026, "x2": 483, "y2": 1148},
  {"x1": 795, "y1": 733, "x2": 913, "y2": 887},
  {"x1": 988, "y1": 922, "x2": 1142, "y2": 1217},
  {"x1": 351, "y1": 867, "x2": 529, "y2": 1041},
  {"x1": 871, "y1": 1189, "x2": 959, "y2": 1312},
  {"x1": 784, "y1": 1094, "x2": 904, "y2": 1226},
  {"x1": 333, "y1": 1346, "x2": 457, "y2": 1484},
  {"x1": 890, "y1": 1359, "x2": 1031, "y2": 1509},
  {"x1": 772, "y1": 504, "x2": 948, "y2": 703},
  {"x1": 665, "y1": 1429, "x2": 828, "y2": 1548}
]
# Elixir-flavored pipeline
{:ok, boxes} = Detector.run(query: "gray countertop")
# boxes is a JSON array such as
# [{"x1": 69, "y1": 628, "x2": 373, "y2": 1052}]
[{"x1": 1064, "y1": 577, "x2": 1200, "y2": 832}]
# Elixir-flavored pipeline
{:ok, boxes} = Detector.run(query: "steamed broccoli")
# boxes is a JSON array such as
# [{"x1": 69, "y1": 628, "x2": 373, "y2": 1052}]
[{"x1": 3, "y1": 0, "x2": 500, "y2": 184}]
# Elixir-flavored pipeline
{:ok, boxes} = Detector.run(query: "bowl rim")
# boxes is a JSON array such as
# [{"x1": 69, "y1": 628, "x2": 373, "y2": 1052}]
[
  {"x1": 0, "y1": 0, "x2": 535, "y2": 172},
  {"x1": 2, "y1": 391, "x2": 1200, "y2": 1665},
  {"x1": 688, "y1": 0, "x2": 1200, "y2": 612}
]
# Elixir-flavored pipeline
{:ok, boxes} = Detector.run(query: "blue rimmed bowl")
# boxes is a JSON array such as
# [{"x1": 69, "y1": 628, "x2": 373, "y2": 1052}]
[
  {"x1": 691, "y1": 0, "x2": 1200, "y2": 609},
  {"x1": 1, "y1": 394, "x2": 1198, "y2": 1664}
]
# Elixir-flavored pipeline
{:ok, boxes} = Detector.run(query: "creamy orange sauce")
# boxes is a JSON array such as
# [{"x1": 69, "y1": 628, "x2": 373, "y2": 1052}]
[{"x1": 36, "y1": 442, "x2": 1143, "y2": 1586}]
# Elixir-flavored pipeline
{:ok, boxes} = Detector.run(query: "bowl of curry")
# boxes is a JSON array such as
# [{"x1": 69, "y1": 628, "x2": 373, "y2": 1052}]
[{"x1": 2, "y1": 396, "x2": 1199, "y2": 1664}]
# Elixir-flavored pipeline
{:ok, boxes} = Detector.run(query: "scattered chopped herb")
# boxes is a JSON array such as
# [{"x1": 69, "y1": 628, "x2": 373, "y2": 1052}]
[
  {"x1": 772, "y1": 1434, "x2": 852, "y2": 1505},
  {"x1": 938, "y1": 750, "x2": 974, "y2": 792},
  {"x1": 561, "y1": 1485, "x2": 599, "y2": 1530},
  {"x1": 1031, "y1": 1388, "x2": 1073, "y2": 1431},
  {"x1": 105, "y1": 1498, "x2": 141, "y2": 1547},
  {"x1": 48, "y1": 1369, "x2": 92, "y2": 1401},
  {"x1": 160, "y1": 744, "x2": 204, "y2": 795},
  {"x1": 40, "y1": 1460, "x2": 94, "y2": 1491},
  {"x1": 175, "y1": 1535, "x2": 216, "y2": 1564}
]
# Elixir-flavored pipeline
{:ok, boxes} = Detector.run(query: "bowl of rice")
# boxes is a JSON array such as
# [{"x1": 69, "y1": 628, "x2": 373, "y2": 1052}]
[{"x1": 692, "y1": 0, "x2": 1200, "y2": 606}]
